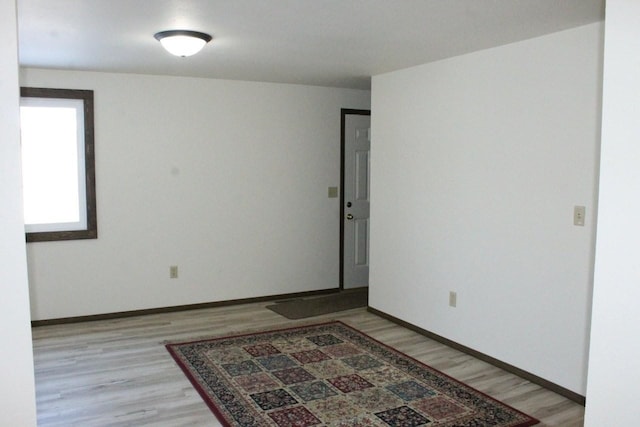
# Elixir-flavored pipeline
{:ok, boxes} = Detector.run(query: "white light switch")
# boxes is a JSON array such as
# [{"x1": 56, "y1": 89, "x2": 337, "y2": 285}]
[{"x1": 574, "y1": 206, "x2": 586, "y2": 226}]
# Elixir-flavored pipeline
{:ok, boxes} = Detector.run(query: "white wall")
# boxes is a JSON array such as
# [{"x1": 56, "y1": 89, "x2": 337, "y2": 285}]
[
  {"x1": 0, "y1": 0, "x2": 37, "y2": 424},
  {"x1": 585, "y1": 1, "x2": 640, "y2": 424},
  {"x1": 22, "y1": 68, "x2": 370, "y2": 320},
  {"x1": 370, "y1": 23, "x2": 602, "y2": 395}
]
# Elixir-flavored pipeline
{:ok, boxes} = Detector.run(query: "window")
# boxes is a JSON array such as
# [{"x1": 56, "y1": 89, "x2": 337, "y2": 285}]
[{"x1": 20, "y1": 87, "x2": 97, "y2": 242}]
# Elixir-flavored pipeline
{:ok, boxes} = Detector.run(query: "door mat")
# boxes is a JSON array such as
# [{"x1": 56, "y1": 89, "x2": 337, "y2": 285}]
[{"x1": 266, "y1": 289, "x2": 368, "y2": 319}]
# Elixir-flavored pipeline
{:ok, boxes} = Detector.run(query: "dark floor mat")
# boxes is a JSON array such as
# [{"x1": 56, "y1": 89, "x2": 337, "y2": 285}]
[{"x1": 266, "y1": 289, "x2": 368, "y2": 319}]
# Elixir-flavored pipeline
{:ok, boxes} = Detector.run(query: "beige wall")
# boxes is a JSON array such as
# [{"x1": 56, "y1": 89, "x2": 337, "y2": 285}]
[
  {"x1": 0, "y1": 0, "x2": 37, "y2": 424},
  {"x1": 370, "y1": 23, "x2": 603, "y2": 395},
  {"x1": 22, "y1": 68, "x2": 370, "y2": 320},
  {"x1": 585, "y1": 0, "x2": 640, "y2": 424}
]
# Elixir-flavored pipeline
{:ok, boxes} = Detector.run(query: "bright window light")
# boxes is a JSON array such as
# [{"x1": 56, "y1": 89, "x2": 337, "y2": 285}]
[
  {"x1": 21, "y1": 98, "x2": 86, "y2": 230},
  {"x1": 20, "y1": 88, "x2": 97, "y2": 242}
]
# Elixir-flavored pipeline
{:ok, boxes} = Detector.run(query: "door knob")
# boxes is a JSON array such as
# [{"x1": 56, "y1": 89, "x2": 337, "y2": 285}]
[
  {"x1": 346, "y1": 202, "x2": 352, "y2": 207},
  {"x1": 346, "y1": 214, "x2": 354, "y2": 220}
]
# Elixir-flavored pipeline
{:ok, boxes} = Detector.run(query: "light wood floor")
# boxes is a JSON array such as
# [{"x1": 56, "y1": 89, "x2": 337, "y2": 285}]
[{"x1": 32, "y1": 302, "x2": 584, "y2": 426}]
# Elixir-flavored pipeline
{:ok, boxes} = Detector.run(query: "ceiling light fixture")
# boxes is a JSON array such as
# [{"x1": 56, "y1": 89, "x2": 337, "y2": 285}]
[{"x1": 154, "y1": 30, "x2": 212, "y2": 57}]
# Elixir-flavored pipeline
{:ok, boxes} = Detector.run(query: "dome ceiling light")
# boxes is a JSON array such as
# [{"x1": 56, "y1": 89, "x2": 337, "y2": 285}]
[{"x1": 154, "y1": 30, "x2": 212, "y2": 57}]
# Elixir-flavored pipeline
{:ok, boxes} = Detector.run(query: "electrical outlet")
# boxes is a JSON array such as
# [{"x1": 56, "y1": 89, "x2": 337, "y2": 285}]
[
  {"x1": 169, "y1": 265, "x2": 178, "y2": 279},
  {"x1": 449, "y1": 291, "x2": 457, "y2": 308},
  {"x1": 574, "y1": 206, "x2": 586, "y2": 226}
]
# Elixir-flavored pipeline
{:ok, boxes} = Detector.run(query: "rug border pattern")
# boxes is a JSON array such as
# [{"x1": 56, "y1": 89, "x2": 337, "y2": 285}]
[{"x1": 166, "y1": 321, "x2": 539, "y2": 427}]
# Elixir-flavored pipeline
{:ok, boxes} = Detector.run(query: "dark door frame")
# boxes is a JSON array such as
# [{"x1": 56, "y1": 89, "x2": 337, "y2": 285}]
[{"x1": 339, "y1": 108, "x2": 371, "y2": 289}]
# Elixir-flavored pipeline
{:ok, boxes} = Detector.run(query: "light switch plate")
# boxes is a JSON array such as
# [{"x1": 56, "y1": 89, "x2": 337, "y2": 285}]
[
  {"x1": 574, "y1": 206, "x2": 586, "y2": 226},
  {"x1": 328, "y1": 187, "x2": 338, "y2": 198}
]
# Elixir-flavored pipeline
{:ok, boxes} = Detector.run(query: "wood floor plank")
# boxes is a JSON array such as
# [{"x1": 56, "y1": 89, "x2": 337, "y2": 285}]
[{"x1": 32, "y1": 302, "x2": 584, "y2": 426}]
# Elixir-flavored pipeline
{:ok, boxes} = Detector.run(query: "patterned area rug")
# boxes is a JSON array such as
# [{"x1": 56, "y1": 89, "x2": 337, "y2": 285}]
[{"x1": 166, "y1": 321, "x2": 538, "y2": 426}]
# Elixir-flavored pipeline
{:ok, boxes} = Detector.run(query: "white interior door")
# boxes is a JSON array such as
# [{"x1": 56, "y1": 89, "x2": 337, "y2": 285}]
[{"x1": 343, "y1": 113, "x2": 371, "y2": 289}]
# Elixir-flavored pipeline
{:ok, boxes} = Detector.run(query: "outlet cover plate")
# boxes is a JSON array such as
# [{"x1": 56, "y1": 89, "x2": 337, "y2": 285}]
[{"x1": 170, "y1": 265, "x2": 178, "y2": 279}]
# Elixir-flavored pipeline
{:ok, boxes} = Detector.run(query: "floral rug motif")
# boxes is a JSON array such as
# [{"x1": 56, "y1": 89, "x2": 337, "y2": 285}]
[{"x1": 166, "y1": 321, "x2": 539, "y2": 426}]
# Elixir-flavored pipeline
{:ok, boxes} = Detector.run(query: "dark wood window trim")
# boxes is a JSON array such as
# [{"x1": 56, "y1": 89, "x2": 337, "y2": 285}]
[{"x1": 21, "y1": 87, "x2": 97, "y2": 242}]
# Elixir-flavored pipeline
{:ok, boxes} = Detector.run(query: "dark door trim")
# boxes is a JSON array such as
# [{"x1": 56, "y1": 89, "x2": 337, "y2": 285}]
[{"x1": 340, "y1": 108, "x2": 371, "y2": 289}]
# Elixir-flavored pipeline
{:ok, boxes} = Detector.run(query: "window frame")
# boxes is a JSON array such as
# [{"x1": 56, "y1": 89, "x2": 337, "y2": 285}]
[{"x1": 20, "y1": 87, "x2": 97, "y2": 242}]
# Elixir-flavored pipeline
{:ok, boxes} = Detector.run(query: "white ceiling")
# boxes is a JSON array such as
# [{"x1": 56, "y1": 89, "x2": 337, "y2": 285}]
[{"x1": 17, "y1": 0, "x2": 604, "y2": 90}]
